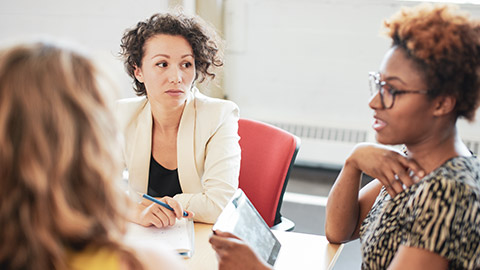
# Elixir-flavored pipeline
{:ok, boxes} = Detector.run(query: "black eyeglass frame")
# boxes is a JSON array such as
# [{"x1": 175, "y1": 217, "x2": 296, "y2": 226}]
[{"x1": 368, "y1": 72, "x2": 430, "y2": 109}]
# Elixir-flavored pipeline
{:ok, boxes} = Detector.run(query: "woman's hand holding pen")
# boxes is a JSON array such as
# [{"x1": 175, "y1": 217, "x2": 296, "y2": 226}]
[
  {"x1": 134, "y1": 196, "x2": 193, "y2": 228},
  {"x1": 346, "y1": 143, "x2": 425, "y2": 198}
]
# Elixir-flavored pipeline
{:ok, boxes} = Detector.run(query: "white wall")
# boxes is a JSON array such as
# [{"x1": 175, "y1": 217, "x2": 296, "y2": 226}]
[
  {"x1": 1, "y1": 0, "x2": 479, "y2": 166},
  {"x1": 223, "y1": 0, "x2": 480, "y2": 165},
  {"x1": 0, "y1": 0, "x2": 169, "y2": 98}
]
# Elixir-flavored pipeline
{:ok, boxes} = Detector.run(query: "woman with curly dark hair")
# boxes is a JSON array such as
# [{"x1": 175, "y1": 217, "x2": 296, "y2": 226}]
[
  {"x1": 117, "y1": 12, "x2": 240, "y2": 227},
  {"x1": 210, "y1": 4, "x2": 480, "y2": 270}
]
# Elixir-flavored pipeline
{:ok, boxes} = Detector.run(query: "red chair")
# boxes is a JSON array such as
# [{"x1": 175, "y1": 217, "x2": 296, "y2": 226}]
[{"x1": 237, "y1": 118, "x2": 300, "y2": 231}]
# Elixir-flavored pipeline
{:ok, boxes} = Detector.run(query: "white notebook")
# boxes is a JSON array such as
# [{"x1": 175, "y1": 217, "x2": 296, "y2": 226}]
[{"x1": 124, "y1": 218, "x2": 194, "y2": 257}]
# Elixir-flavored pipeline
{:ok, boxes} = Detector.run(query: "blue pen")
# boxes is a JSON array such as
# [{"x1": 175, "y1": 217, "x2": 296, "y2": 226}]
[{"x1": 143, "y1": 194, "x2": 188, "y2": 217}]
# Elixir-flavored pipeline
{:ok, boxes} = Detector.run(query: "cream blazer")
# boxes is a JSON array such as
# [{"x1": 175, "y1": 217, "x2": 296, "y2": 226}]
[{"x1": 116, "y1": 89, "x2": 240, "y2": 223}]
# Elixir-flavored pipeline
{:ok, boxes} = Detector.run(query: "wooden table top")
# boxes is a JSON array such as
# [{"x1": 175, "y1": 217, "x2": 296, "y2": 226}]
[{"x1": 183, "y1": 223, "x2": 343, "y2": 270}]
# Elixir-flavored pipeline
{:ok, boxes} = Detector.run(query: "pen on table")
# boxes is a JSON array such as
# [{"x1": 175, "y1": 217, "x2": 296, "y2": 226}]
[{"x1": 142, "y1": 193, "x2": 188, "y2": 217}]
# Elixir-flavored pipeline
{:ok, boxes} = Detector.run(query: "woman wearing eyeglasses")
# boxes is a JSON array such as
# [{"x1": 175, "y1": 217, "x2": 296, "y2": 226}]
[
  {"x1": 209, "y1": 4, "x2": 480, "y2": 270},
  {"x1": 325, "y1": 4, "x2": 480, "y2": 269}
]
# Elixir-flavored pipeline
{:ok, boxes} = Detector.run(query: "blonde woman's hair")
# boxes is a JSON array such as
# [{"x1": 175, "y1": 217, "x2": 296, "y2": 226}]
[{"x1": 0, "y1": 40, "x2": 142, "y2": 269}]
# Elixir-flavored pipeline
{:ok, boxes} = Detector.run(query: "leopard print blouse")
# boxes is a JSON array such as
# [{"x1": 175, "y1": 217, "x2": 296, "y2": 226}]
[{"x1": 359, "y1": 156, "x2": 480, "y2": 269}]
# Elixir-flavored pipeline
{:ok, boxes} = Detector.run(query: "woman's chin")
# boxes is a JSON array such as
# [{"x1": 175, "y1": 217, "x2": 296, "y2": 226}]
[{"x1": 375, "y1": 134, "x2": 401, "y2": 146}]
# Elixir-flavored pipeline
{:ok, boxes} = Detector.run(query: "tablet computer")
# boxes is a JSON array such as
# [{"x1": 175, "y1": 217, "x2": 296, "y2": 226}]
[{"x1": 212, "y1": 188, "x2": 281, "y2": 266}]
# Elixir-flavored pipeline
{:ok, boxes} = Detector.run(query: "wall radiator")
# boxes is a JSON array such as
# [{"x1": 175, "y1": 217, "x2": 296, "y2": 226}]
[
  {"x1": 268, "y1": 122, "x2": 368, "y2": 169},
  {"x1": 269, "y1": 121, "x2": 480, "y2": 169}
]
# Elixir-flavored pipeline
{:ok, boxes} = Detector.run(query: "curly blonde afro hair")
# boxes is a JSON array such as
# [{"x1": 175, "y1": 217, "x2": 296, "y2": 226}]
[{"x1": 384, "y1": 4, "x2": 480, "y2": 121}]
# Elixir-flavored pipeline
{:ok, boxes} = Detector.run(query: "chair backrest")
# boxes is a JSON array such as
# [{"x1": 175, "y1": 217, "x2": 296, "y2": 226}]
[{"x1": 237, "y1": 118, "x2": 300, "y2": 227}]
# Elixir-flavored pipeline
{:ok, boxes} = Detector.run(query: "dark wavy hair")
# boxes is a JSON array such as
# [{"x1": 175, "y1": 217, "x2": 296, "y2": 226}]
[
  {"x1": 119, "y1": 12, "x2": 224, "y2": 96},
  {"x1": 384, "y1": 4, "x2": 480, "y2": 121}
]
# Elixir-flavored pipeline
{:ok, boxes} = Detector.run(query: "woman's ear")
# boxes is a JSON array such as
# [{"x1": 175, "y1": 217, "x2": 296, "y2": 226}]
[
  {"x1": 134, "y1": 66, "x2": 144, "y2": 83},
  {"x1": 432, "y1": 95, "x2": 456, "y2": 117}
]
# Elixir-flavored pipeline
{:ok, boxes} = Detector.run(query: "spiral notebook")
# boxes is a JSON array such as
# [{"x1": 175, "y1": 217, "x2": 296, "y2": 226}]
[
  {"x1": 124, "y1": 218, "x2": 194, "y2": 257},
  {"x1": 212, "y1": 189, "x2": 281, "y2": 266}
]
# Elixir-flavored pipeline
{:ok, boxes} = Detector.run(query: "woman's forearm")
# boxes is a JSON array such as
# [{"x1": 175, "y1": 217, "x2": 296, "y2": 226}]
[{"x1": 325, "y1": 159, "x2": 363, "y2": 243}]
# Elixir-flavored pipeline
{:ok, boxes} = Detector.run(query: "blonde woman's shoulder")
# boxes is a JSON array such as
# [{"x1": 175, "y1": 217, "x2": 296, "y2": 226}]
[{"x1": 123, "y1": 241, "x2": 186, "y2": 270}]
